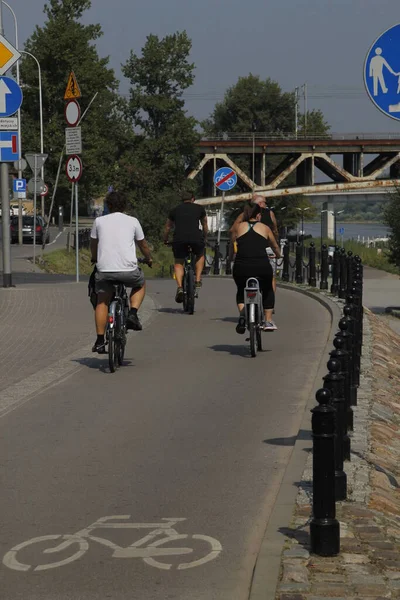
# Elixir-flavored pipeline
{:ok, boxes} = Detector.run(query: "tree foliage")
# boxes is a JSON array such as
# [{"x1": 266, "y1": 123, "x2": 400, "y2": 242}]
[
  {"x1": 117, "y1": 31, "x2": 200, "y2": 242},
  {"x1": 20, "y1": 0, "x2": 128, "y2": 214},
  {"x1": 384, "y1": 187, "x2": 400, "y2": 268}
]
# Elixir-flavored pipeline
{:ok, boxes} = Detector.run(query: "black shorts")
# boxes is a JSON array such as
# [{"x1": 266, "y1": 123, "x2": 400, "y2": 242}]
[{"x1": 172, "y1": 241, "x2": 205, "y2": 260}]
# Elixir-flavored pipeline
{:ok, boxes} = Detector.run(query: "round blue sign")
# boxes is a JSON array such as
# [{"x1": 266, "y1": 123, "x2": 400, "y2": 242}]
[
  {"x1": 0, "y1": 76, "x2": 23, "y2": 118},
  {"x1": 364, "y1": 24, "x2": 400, "y2": 121},
  {"x1": 213, "y1": 167, "x2": 237, "y2": 191}
]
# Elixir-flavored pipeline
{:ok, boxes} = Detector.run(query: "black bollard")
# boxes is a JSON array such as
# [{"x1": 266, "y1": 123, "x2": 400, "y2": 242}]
[
  {"x1": 346, "y1": 251, "x2": 354, "y2": 295},
  {"x1": 350, "y1": 284, "x2": 363, "y2": 351},
  {"x1": 310, "y1": 388, "x2": 340, "y2": 557},
  {"x1": 343, "y1": 305, "x2": 360, "y2": 387},
  {"x1": 336, "y1": 318, "x2": 357, "y2": 407},
  {"x1": 330, "y1": 337, "x2": 353, "y2": 456},
  {"x1": 320, "y1": 244, "x2": 329, "y2": 290},
  {"x1": 213, "y1": 243, "x2": 220, "y2": 275},
  {"x1": 308, "y1": 242, "x2": 317, "y2": 287},
  {"x1": 323, "y1": 359, "x2": 347, "y2": 501},
  {"x1": 339, "y1": 248, "x2": 347, "y2": 299},
  {"x1": 330, "y1": 247, "x2": 340, "y2": 295},
  {"x1": 295, "y1": 242, "x2": 303, "y2": 284},
  {"x1": 282, "y1": 242, "x2": 290, "y2": 282}
]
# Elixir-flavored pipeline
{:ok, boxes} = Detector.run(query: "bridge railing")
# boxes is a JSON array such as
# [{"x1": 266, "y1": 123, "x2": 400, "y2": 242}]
[{"x1": 201, "y1": 132, "x2": 400, "y2": 142}]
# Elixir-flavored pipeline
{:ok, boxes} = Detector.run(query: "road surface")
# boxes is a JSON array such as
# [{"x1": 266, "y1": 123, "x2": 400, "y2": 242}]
[{"x1": 0, "y1": 278, "x2": 331, "y2": 600}]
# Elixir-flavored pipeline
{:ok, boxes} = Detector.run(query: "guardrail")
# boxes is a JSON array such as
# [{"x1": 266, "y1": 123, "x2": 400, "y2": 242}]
[{"x1": 200, "y1": 132, "x2": 400, "y2": 142}]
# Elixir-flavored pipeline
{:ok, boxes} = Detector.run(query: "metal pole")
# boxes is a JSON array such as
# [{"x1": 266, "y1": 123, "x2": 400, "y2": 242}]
[
  {"x1": 294, "y1": 87, "x2": 298, "y2": 139},
  {"x1": 33, "y1": 154, "x2": 37, "y2": 269},
  {"x1": 3, "y1": 2, "x2": 22, "y2": 244},
  {"x1": 334, "y1": 212, "x2": 337, "y2": 247},
  {"x1": 75, "y1": 181, "x2": 79, "y2": 282},
  {"x1": 20, "y1": 51, "x2": 44, "y2": 215},
  {"x1": 1, "y1": 162, "x2": 11, "y2": 286},
  {"x1": 304, "y1": 82, "x2": 308, "y2": 135},
  {"x1": 68, "y1": 182, "x2": 74, "y2": 252},
  {"x1": 0, "y1": 1, "x2": 4, "y2": 35},
  {"x1": 217, "y1": 191, "x2": 224, "y2": 246},
  {"x1": 252, "y1": 132, "x2": 255, "y2": 187}
]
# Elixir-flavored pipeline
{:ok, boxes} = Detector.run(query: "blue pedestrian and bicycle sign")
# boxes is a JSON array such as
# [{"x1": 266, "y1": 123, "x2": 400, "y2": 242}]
[
  {"x1": 339, "y1": 227, "x2": 345, "y2": 235},
  {"x1": 0, "y1": 76, "x2": 22, "y2": 118},
  {"x1": 214, "y1": 167, "x2": 237, "y2": 191},
  {"x1": 364, "y1": 24, "x2": 400, "y2": 121}
]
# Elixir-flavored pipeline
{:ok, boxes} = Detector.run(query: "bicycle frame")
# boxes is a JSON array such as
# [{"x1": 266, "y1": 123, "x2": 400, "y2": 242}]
[{"x1": 108, "y1": 284, "x2": 127, "y2": 331}]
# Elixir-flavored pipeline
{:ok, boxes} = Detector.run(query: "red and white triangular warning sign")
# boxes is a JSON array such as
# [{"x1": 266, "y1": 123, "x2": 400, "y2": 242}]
[{"x1": 64, "y1": 71, "x2": 81, "y2": 100}]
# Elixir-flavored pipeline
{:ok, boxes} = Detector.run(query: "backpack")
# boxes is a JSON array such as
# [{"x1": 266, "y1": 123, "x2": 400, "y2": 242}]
[{"x1": 88, "y1": 266, "x2": 97, "y2": 310}]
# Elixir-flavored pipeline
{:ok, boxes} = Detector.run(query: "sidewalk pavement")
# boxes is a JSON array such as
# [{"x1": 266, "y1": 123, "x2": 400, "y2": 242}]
[
  {"x1": 274, "y1": 271, "x2": 400, "y2": 600},
  {"x1": 0, "y1": 277, "x2": 155, "y2": 409}
]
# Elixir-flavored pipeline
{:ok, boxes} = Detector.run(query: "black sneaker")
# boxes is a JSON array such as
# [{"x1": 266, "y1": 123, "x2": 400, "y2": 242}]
[
  {"x1": 175, "y1": 287, "x2": 184, "y2": 303},
  {"x1": 92, "y1": 340, "x2": 106, "y2": 353},
  {"x1": 195, "y1": 281, "x2": 202, "y2": 289},
  {"x1": 126, "y1": 312, "x2": 142, "y2": 331}
]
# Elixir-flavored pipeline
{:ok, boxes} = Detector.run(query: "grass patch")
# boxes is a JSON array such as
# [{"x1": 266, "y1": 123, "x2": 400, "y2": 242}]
[
  {"x1": 303, "y1": 237, "x2": 399, "y2": 275},
  {"x1": 38, "y1": 246, "x2": 177, "y2": 278}
]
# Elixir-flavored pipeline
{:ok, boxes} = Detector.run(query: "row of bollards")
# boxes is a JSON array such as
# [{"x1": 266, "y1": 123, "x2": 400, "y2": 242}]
[{"x1": 310, "y1": 255, "x2": 363, "y2": 556}]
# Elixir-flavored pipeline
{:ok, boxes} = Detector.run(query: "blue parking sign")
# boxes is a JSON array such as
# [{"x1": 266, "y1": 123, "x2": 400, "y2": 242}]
[
  {"x1": 364, "y1": 24, "x2": 400, "y2": 120},
  {"x1": 13, "y1": 178, "x2": 26, "y2": 193}
]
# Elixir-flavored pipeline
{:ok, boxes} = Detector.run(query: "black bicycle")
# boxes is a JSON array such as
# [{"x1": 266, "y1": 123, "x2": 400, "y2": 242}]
[
  {"x1": 106, "y1": 258, "x2": 149, "y2": 373},
  {"x1": 182, "y1": 246, "x2": 196, "y2": 315}
]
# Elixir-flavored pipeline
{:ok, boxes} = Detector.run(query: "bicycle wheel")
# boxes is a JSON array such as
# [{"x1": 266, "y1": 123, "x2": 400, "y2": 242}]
[
  {"x1": 143, "y1": 533, "x2": 222, "y2": 570},
  {"x1": 182, "y1": 271, "x2": 188, "y2": 313},
  {"x1": 115, "y1": 307, "x2": 126, "y2": 366},
  {"x1": 186, "y1": 267, "x2": 195, "y2": 315},
  {"x1": 256, "y1": 326, "x2": 262, "y2": 351}
]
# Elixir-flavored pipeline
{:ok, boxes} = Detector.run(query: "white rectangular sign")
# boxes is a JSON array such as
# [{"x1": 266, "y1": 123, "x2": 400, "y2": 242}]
[
  {"x1": 65, "y1": 126, "x2": 82, "y2": 155},
  {"x1": 0, "y1": 117, "x2": 18, "y2": 130},
  {"x1": 13, "y1": 191, "x2": 26, "y2": 199}
]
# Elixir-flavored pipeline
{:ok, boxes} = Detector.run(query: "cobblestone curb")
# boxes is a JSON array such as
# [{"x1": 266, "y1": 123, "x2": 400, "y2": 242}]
[{"x1": 274, "y1": 288, "x2": 400, "y2": 600}]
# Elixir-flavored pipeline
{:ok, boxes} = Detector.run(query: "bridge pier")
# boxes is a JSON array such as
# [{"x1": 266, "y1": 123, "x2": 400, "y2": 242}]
[
  {"x1": 390, "y1": 160, "x2": 400, "y2": 178},
  {"x1": 203, "y1": 160, "x2": 215, "y2": 198},
  {"x1": 321, "y1": 199, "x2": 335, "y2": 240}
]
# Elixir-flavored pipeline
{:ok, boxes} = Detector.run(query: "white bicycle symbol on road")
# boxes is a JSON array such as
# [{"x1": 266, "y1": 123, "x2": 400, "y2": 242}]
[{"x1": 3, "y1": 516, "x2": 222, "y2": 572}]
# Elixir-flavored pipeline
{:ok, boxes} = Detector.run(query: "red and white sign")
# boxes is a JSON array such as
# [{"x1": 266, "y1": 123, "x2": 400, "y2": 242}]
[
  {"x1": 66, "y1": 155, "x2": 83, "y2": 182},
  {"x1": 64, "y1": 99, "x2": 80, "y2": 127},
  {"x1": 40, "y1": 183, "x2": 49, "y2": 197}
]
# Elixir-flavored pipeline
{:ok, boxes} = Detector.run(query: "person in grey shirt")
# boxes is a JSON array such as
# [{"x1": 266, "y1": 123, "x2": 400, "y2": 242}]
[{"x1": 90, "y1": 191, "x2": 152, "y2": 353}]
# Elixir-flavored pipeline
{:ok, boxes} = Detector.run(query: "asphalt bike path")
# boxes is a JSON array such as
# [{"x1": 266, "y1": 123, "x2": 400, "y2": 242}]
[{"x1": 0, "y1": 278, "x2": 331, "y2": 600}]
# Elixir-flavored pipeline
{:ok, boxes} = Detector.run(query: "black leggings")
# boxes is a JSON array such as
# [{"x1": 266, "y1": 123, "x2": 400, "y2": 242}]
[{"x1": 233, "y1": 262, "x2": 275, "y2": 309}]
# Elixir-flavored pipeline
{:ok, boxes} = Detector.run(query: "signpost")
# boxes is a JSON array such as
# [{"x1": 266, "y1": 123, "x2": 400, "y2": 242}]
[
  {"x1": 25, "y1": 153, "x2": 48, "y2": 269},
  {"x1": 64, "y1": 72, "x2": 83, "y2": 282},
  {"x1": 213, "y1": 167, "x2": 237, "y2": 274},
  {"x1": 364, "y1": 24, "x2": 400, "y2": 120}
]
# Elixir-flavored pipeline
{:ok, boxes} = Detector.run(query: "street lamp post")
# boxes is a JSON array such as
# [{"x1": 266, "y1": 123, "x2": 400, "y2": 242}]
[
  {"x1": 2, "y1": 1, "x2": 23, "y2": 243},
  {"x1": 296, "y1": 207, "x2": 310, "y2": 244},
  {"x1": 20, "y1": 50, "x2": 44, "y2": 218}
]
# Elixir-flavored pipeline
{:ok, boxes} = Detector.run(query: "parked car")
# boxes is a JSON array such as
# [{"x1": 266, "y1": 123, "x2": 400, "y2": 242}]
[{"x1": 10, "y1": 216, "x2": 50, "y2": 245}]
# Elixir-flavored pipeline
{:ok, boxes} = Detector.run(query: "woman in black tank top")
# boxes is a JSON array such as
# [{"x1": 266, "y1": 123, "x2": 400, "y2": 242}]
[{"x1": 232, "y1": 203, "x2": 281, "y2": 332}]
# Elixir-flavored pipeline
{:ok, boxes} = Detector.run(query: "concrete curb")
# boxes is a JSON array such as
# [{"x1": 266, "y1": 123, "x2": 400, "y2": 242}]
[{"x1": 248, "y1": 284, "x2": 342, "y2": 600}]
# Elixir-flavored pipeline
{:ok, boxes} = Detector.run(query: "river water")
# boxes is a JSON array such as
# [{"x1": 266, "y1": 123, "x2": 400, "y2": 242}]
[{"x1": 301, "y1": 222, "x2": 390, "y2": 241}]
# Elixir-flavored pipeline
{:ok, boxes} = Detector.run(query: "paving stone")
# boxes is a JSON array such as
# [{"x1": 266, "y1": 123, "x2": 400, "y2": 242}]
[
  {"x1": 386, "y1": 571, "x2": 400, "y2": 580},
  {"x1": 283, "y1": 547, "x2": 310, "y2": 559},
  {"x1": 278, "y1": 594, "x2": 307, "y2": 600},
  {"x1": 352, "y1": 583, "x2": 390, "y2": 596},
  {"x1": 308, "y1": 561, "x2": 342, "y2": 573},
  {"x1": 282, "y1": 563, "x2": 309, "y2": 584},
  {"x1": 310, "y1": 582, "x2": 351, "y2": 596},
  {"x1": 341, "y1": 552, "x2": 369, "y2": 564},
  {"x1": 310, "y1": 573, "x2": 345, "y2": 583},
  {"x1": 277, "y1": 583, "x2": 310, "y2": 593}
]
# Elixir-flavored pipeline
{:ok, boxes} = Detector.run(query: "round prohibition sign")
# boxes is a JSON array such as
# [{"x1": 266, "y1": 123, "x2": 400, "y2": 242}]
[
  {"x1": 66, "y1": 155, "x2": 83, "y2": 182},
  {"x1": 64, "y1": 99, "x2": 81, "y2": 127}
]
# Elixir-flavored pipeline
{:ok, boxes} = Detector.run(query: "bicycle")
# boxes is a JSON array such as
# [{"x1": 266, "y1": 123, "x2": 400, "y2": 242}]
[
  {"x1": 244, "y1": 277, "x2": 264, "y2": 357},
  {"x1": 3, "y1": 516, "x2": 222, "y2": 572},
  {"x1": 105, "y1": 258, "x2": 149, "y2": 373}
]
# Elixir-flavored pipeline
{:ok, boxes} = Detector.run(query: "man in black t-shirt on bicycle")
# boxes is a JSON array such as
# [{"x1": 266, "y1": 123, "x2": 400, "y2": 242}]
[{"x1": 164, "y1": 191, "x2": 208, "y2": 303}]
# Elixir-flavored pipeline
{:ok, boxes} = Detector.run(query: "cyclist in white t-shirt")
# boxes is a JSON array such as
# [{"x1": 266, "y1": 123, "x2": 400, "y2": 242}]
[{"x1": 90, "y1": 191, "x2": 152, "y2": 353}]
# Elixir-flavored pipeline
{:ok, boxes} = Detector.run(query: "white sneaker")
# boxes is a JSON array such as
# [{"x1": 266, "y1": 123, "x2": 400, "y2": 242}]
[{"x1": 264, "y1": 321, "x2": 277, "y2": 331}]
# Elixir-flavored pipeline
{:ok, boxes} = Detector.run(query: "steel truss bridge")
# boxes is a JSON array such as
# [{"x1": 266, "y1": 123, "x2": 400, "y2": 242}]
[{"x1": 188, "y1": 133, "x2": 400, "y2": 206}]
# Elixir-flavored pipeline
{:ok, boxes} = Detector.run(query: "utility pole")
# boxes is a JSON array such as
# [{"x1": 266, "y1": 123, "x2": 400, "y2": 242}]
[
  {"x1": 303, "y1": 82, "x2": 308, "y2": 136},
  {"x1": 294, "y1": 87, "x2": 299, "y2": 139}
]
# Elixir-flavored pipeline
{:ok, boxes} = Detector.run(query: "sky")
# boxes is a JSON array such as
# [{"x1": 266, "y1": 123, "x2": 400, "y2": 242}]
[{"x1": 5, "y1": 0, "x2": 400, "y2": 133}]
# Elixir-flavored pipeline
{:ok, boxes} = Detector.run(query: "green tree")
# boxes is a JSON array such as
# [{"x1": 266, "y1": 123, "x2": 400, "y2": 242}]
[
  {"x1": 117, "y1": 31, "x2": 199, "y2": 242},
  {"x1": 20, "y1": 0, "x2": 128, "y2": 215},
  {"x1": 298, "y1": 109, "x2": 330, "y2": 136},
  {"x1": 384, "y1": 187, "x2": 400, "y2": 268},
  {"x1": 269, "y1": 195, "x2": 316, "y2": 233},
  {"x1": 202, "y1": 74, "x2": 296, "y2": 134}
]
